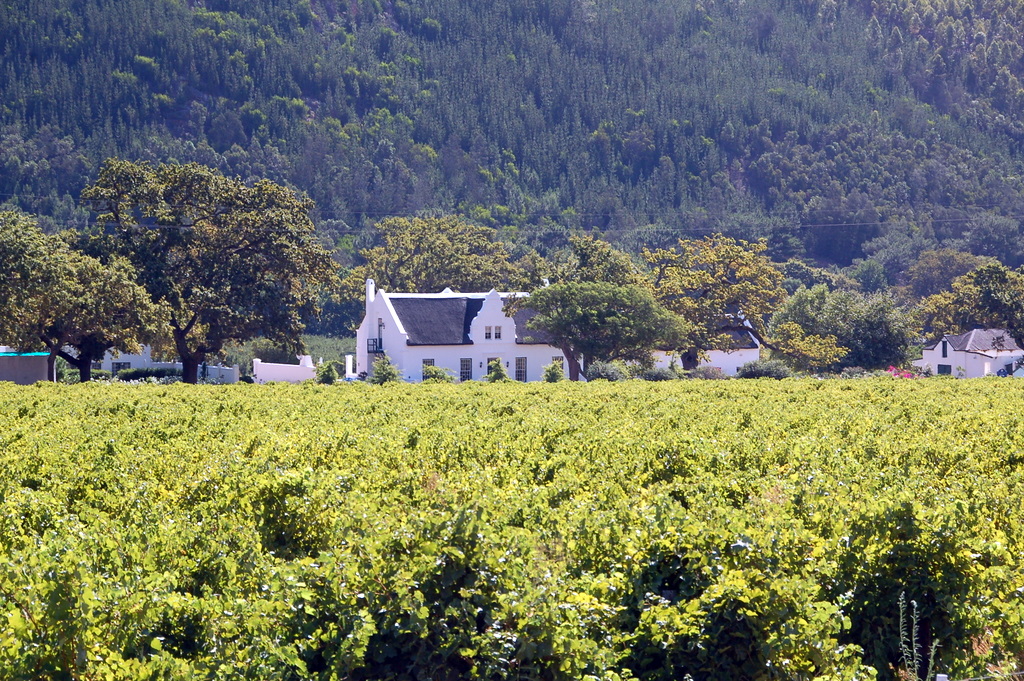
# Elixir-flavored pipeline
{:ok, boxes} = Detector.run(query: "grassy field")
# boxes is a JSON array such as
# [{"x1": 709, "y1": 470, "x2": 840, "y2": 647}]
[{"x1": 0, "y1": 378, "x2": 1022, "y2": 680}]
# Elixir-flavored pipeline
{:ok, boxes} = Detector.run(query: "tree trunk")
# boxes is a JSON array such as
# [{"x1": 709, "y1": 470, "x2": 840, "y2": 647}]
[
  {"x1": 181, "y1": 356, "x2": 201, "y2": 384},
  {"x1": 679, "y1": 348, "x2": 700, "y2": 370},
  {"x1": 562, "y1": 344, "x2": 583, "y2": 381},
  {"x1": 55, "y1": 348, "x2": 93, "y2": 382},
  {"x1": 173, "y1": 325, "x2": 205, "y2": 384},
  {"x1": 46, "y1": 352, "x2": 57, "y2": 382}
]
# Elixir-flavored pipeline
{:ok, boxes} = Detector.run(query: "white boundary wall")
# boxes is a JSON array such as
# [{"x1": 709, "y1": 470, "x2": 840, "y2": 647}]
[
  {"x1": 653, "y1": 348, "x2": 760, "y2": 376},
  {"x1": 252, "y1": 356, "x2": 317, "y2": 383}
]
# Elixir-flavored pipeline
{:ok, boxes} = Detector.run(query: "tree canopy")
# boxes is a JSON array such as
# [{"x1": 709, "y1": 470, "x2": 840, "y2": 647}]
[
  {"x1": 772, "y1": 285, "x2": 915, "y2": 371},
  {"x1": 7, "y1": 0, "x2": 1024, "y2": 276},
  {"x1": 82, "y1": 159, "x2": 337, "y2": 383},
  {"x1": 0, "y1": 211, "x2": 158, "y2": 381},
  {"x1": 523, "y1": 281, "x2": 687, "y2": 380},
  {"x1": 644, "y1": 235, "x2": 786, "y2": 368},
  {"x1": 340, "y1": 215, "x2": 526, "y2": 294}
]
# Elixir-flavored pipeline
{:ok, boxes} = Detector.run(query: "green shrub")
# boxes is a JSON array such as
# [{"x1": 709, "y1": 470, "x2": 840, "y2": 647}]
[
  {"x1": 585, "y1": 360, "x2": 628, "y2": 381},
  {"x1": 640, "y1": 366, "x2": 678, "y2": 381},
  {"x1": 421, "y1": 364, "x2": 454, "y2": 383},
  {"x1": 736, "y1": 359, "x2": 793, "y2": 379},
  {"x1": 316, "y1": 362, "x2": 339, "y2": 384},
  {"x1": 686, "y1": 365, "x2": 730, "y2": 380},
  {"x1": 485, "y1": 358, "x2": 510, "y2": 382},
  {"x1": 541, "y1": 361, "x2": 565, "y2": 382},
  {"x1": 368, "y1": 354, "x2": 402, "y2": 384},
  {"x1": 116, "y1": 367, "x2": 183, "y2": 381}
]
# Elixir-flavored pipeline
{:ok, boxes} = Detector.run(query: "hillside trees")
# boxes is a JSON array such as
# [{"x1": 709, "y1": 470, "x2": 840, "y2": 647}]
[
  {"x1": 82, "y1": 159, "x2": 337, "y2": 383},
  {"x1": 7, "y1": 0, "x2": 1024, "y2": 273},
  {"x1": 905, "y1": 249, "x2": 996, "y2": 299}
]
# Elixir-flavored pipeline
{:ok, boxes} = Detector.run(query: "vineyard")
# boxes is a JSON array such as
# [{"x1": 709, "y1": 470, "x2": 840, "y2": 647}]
[{"x1": 1, "y1": 379, "x2": 1023, "y2": 680}]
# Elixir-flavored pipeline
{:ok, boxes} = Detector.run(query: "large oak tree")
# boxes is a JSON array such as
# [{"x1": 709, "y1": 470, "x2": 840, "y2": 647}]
[
  {"x1": 0, "y1": 211, "x2": 158, "y2": 381},
  {"x1": 82, "y1": 160, "x2": 337, "y2": 383},
  {"x1": 645, "y1": 234, "x2": 845, "y2": 370}
]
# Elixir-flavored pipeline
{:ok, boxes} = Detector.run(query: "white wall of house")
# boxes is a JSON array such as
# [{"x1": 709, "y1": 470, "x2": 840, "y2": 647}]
[
  {"x1": 653, "y1": 348, "x2": 760, "y2": 376},
  {"x1": 355, "y1": 279, "x2": 412, "y2": 377},
  {"x1": 398, "y1": 344, "x2": 568, "y2": 383},
  {"x1": 916, "y1": 346, "x2": 1021, "y2": 378}
]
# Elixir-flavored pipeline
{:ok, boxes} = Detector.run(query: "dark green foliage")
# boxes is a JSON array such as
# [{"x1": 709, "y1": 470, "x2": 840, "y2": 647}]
[
  {"x1": 315, "y1": 362, "x2": 339, "y2": 384},
  {"x1": 686, "y1": 365, "x2": 730, "y2": 380},
  {"x1": 584, "y1": 360, "x2": 628, "y2": 382},
  {"x1": 640, "y1": 367, "x2": 678, "y2": 382},
  {"x1": 772, "y1": 285, "x2": 916, "y2": 371},
  {"x1": 115, "y1": 367, "x2": 182, "y2": 381},
  {"x1": 736, "y1": 359, "x2": 794, "y2": 379},
  {"x1": 484, "y1": 358, "x2": 510, "y2": 383},
  {"x1": 367, "y1": 353, "x2": 401, "y2": 384},
  {"x1": 420, "y1": 364, "x2": 454, "y2": 383},
  {"x1": 541, "y1": 360, "x2": 565, "y2": 382}
]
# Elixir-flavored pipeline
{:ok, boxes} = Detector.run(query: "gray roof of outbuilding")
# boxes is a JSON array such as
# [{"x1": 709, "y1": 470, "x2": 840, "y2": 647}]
[{"x1": 941, "y1": 328, "x2": 1024, "y2": 353}]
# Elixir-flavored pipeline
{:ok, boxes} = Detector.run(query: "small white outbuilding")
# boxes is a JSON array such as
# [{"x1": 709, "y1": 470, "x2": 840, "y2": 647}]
[{"x1": 915, "y1": 328, "x2": 1024, "y2": 378}]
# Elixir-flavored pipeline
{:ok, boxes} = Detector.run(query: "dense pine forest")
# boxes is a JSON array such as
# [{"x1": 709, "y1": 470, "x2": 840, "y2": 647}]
[{"x1": 5, "y1": 0, "x2": 1024, "y2": 270}]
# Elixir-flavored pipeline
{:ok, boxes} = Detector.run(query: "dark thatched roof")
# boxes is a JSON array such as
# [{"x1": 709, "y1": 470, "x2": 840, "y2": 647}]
[
  {"x1": 512, "y1": 307, "x2": 556, "y2": 345},
  {"x1": 390, "y1": 297, "x2": 484, "y2": 345},
  {"x1": 388, "y1": 295, "x2": 554, "y2": 346}
]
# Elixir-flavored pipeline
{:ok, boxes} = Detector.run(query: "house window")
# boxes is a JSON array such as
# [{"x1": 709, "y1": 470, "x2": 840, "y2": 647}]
[
  {"x1": 937, "y1": 364, "x2": 952, "y2": 375},
  {"x1": 421, "y1": 358, "x2": 434, "y2": 380},
  {"x1": 111, "y1": 361, "x2": 131, "y2": 375},
  {"x1": 460, "y1": 358, "x2": 472, "y2": 381},
  {"x1": 494, "y1": 325, "x2": 502, "y2": 339},
  {"x1": 486, "y1": 357, "x2": 499, "y2": 374},
  {"x1": 485, "y1": 326, "x2": 492, "y2": 339},
  {"x1": 91, "y1": 361, "x2": 103, "y2": 371},
  {"x1": 941, "y1": 340, "x2": 948, "y2": 358},
  {"x1": 515, "y1": 357, "x2": 527, "y2": 381}
]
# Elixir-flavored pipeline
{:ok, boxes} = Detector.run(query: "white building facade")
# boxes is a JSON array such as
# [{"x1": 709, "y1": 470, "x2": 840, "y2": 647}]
[
  {"x1": 652, "y1": 344, "x2": 760, "y2": 376},
  {"x1": 355, "y1": 280, "x2": 570, "y2": 382},
  {"x1": 915, "y1": 329, "x2": 1024, "y2": 378}
]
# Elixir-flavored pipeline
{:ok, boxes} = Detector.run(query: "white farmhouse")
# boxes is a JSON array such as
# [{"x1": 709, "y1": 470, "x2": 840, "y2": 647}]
[
  {"x1": 915, "y1": 328, "x2": 1024, "y2": 378},
  {"x1": 355, "y1": 279, "x2": 570, "y2": 382}
]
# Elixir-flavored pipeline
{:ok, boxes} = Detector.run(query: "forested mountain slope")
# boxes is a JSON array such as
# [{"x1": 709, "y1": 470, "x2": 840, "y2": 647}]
[{"x1": 4, "y1": 0, "x2": 1024, "y2": 267}]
